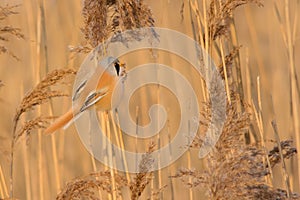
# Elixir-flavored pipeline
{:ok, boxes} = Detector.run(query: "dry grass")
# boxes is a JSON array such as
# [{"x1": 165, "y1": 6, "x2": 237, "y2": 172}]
[
  {"x1": 206, "y1": 0, "x2": 263, "y2": 41},
  {"x1": 56, "y1": 171, "x2": 128, "y2": 200},
  {"x1": 268, "y1": 140, "x2": 297, "y2": 168},
  {"x1": 13, "y1": 68, "x2": 76, "y2": 134},
  {"x1": 9, "y1": 68, "x2": 76, "y2": 199},
  {"x1": 174, "y1": 0, "x2": 299, "y2": 199},
  {"x1": 176, "y1": 97, "x2": 299, "y2": 199},
  {"x1": 78, "y1": 0, "x2": 155, "y2": 53},
  {"x1": 130, "y1": 142, "x2": 155, "y2": 200},
  {"x1": 0, "y1": 5, "x2": 24, "y2": 60},
  {"x1": 14, "y1": 116, "x2": 53, "y2": 145},
  {"x1": 217, "y1": 45, "x2": 240, "y2": 79},
  {"x1": 56, "y1": 142, "x2": 156, "y2": 200},
  {"x1": 0, "y1": 0, "x2": 299, "y2": 199}
]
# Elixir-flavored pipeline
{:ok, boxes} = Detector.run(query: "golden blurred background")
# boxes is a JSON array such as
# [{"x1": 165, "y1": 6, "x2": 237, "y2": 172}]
[{"x1": 0, "y1": 0, "x2": 299, "y2": 199}]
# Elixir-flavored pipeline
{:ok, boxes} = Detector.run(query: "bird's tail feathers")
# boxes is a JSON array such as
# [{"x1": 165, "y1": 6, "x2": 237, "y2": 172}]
[{"x1": 44, "y1": 109, "x2": 74, "y2": 135}]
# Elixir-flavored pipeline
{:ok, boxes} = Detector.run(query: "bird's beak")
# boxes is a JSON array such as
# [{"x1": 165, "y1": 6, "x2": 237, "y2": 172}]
[
  {"x1": 119, "y1": 62, "x2": 127, "y2": 77},
  {"x1": 120, "y1": 62, "x2": 126, "y2": 68}
]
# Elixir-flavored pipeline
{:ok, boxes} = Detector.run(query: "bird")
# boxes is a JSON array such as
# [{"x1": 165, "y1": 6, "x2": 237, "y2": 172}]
[{"x1": 44, "y1": 56, "x2": 127, "y2": 135}]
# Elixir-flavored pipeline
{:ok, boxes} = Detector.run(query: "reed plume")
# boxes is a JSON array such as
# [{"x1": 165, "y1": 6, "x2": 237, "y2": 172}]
[
  {"x1": 71, "y1": 0, "x2": 155, "y2": 54},
  {"x1": 0, "y1": 5, "x2": 24, "y2": 60},
  {"x1": 13, "y1": 68, "x2": 76, "y2": 134},
  {"x1": 206, "y1": 0, "x2": 263, "y2": 41},
  {"x1": 57, "y1": 142, "x2": 157, "y2": 200},
  {"x1": 56, "y1": 171, "x2": 128, "y2": 200},
  {"x1": 130, "y1": 142, "x2": 156, "y2": 200},
  {"x1": 174, "y1": 0, "x2": 299, "y2": 199}
]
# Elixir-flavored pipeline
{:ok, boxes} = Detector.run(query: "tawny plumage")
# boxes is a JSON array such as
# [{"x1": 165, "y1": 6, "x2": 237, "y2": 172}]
[
  {"x1": 44, "y1": 57, "x2": 126, "y2": 135},
  {"x1": 44, "y1": 109, "x2": 74, "y2": 135}
]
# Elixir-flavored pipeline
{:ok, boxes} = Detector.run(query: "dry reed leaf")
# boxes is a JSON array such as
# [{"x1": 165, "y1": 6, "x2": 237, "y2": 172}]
[
  {"x1": 56, "y1": 171, "x2": 127, "y2": 200},
  {"x1": 13, "y1": 68, "x2": 76, "y2": 134},
  {"x1": 130, "y1": 142, "x2": 156, "y2": 200}
]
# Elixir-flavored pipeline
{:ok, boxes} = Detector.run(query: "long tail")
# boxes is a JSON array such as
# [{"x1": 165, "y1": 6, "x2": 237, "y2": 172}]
[{"x1": 44, "y1": 109, "x2": 74, "y2": 135}]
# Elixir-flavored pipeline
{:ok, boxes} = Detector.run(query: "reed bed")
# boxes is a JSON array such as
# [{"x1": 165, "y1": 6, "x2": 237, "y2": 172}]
[{"x1": 0, "y1": 0, "x2": 299, "y2": 199}]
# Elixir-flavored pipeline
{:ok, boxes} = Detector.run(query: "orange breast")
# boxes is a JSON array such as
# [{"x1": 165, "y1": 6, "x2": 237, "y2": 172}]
[{"x1": 94, "y1": 70, "x2": 117, "y2": 111}]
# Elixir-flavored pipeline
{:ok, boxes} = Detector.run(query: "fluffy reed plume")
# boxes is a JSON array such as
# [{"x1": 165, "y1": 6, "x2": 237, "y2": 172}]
[
  {"x1": 217, "y1": 46, "x2": 240, "y2": 79},
  {"x1": 74, "y1": 0, "x2": 155, "y2": 53},
  {"x1": 206, "y1": 0, "x2": 262, "y2": 41},
  {"x1": 111, "y1": 0, "x2": 155, "y2": 33},
  {"x1": 0, "y1": 5, "x2": 19, "y2": 20},
  {"x1": 176, "y1": 0, "x2": 300, "y2": 199},
  {"x1": 57, "y1": 142, "x2": 159, "y2": 199},
  {"x1": 8, "y1": 68, "x2": 76, "y2": 198},
  {"x1": 130, "y1": 142, "x2": 156, "y2": 200},
  {"x1": 68, "y1": 45, "x2": 92, "y2": 54},
  {"x1": 13, "y1": 68, "x2": 76, "y2": 134},
  {"x1": 146, "y1": 185, "x2": 167, "y2": 200},
  {"x1": 56, "y1": 171, "x2": 128, "y2": 200},
  {"x1": 268, "y1": 140, "x2": 297, "y2": 168},
  {"x1": 81, "y1": 0, "x2": 110, "y2": 48},
  {"x1": 171, "y1": 168, "x2": 206, "y2": 188},
  {"x1": 175, "y1": 98, "x2": 299, "y2": 199},
  {"x1": 14, "y1": 116, "x2": 53, "y2": 145},
  {"x1": 14, "y1": 89, "x2": 65, "y2": 131},
  {"x1": 246, "y1": 185, "x2": 299, "y2": 200},
  {"x1": 0, "y1": 5, "x2": 24, "y2": 60}
]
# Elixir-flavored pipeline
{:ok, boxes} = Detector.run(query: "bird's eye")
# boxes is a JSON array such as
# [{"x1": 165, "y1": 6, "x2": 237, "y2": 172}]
[{"x1": 114, "y1": 61, "x2": 120, "y2": 76}]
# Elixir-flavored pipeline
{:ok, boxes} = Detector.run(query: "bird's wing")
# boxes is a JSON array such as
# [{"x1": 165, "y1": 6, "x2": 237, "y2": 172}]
[
  {"x1": 62, "y1": 87, "x2": 109, "y2": 130},
  {"x1": 79, "y1": 87, "x2": 109, "y2": 112},
  {"x1": 72, "y1": 80, "x2": 87, "y2": 101}
]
